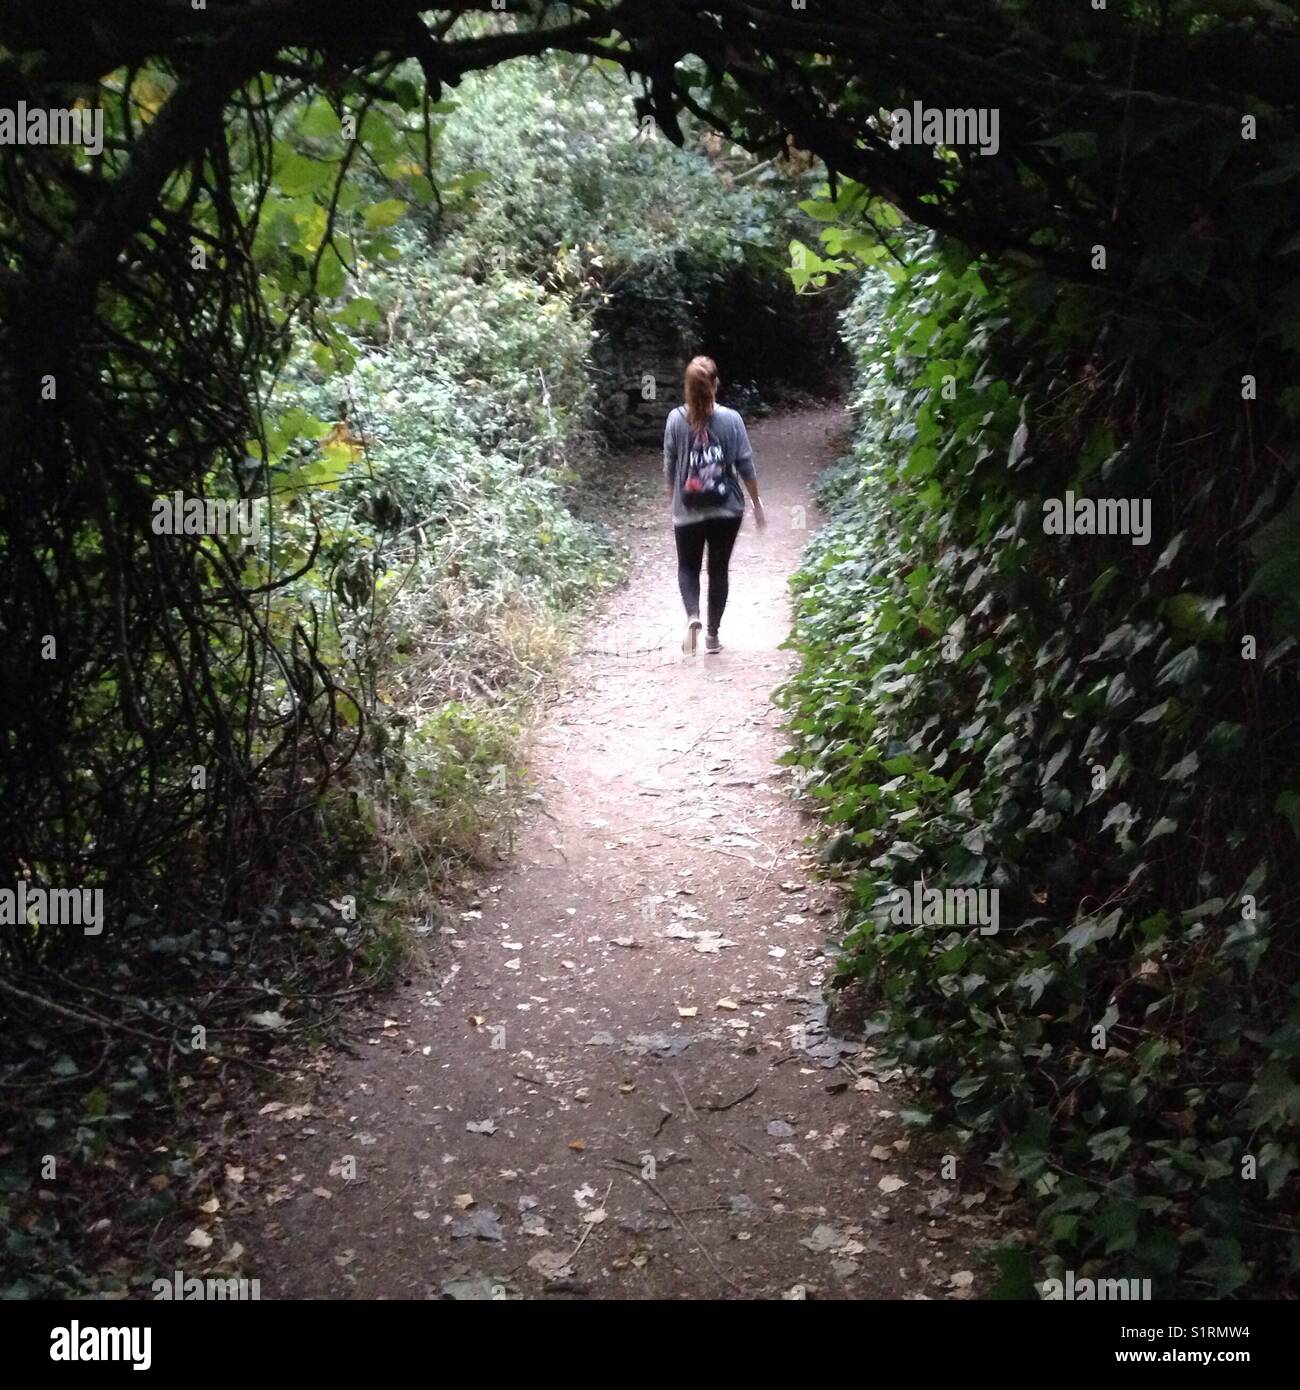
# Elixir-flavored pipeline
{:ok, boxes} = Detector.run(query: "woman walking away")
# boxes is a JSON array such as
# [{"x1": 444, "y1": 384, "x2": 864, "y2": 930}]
[{"x1": 664, "y1": 356, "x2": 765, "y2": 654}]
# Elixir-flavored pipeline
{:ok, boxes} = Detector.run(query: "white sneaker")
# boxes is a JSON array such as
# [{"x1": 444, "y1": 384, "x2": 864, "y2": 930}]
[{"x1": 682, "y1": 617, "x2": 702, "y2": 654}]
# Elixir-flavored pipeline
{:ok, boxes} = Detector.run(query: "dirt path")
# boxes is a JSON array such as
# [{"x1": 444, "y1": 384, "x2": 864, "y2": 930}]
[{"x1": 236, "y1": 406, "x2": 985, "y2": 1300}]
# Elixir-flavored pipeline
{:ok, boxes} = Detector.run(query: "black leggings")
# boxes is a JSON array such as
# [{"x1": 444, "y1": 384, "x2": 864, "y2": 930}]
[{"x1": 674, "y1": 515, "x2": 742, "y2": 634}]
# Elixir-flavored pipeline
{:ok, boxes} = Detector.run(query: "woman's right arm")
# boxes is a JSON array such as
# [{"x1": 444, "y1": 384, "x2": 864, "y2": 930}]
[
  {"x1": 743, "y1": 475, "x2": 766, "y2": 529},
  {"x1": 733, "y1": 416, "x2": 765, "y2": 529}
]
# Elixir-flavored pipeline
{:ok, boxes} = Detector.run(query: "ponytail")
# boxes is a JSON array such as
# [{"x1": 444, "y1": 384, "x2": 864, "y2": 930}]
[{"x1": 684, "y1": 356, "x2": 718, "y2": 434}]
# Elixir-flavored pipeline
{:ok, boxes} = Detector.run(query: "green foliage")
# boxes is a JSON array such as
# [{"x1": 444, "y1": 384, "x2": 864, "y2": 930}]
[
  {"x1": 440, "y1": 60, "x2": 794, "y2": 294},
  {"x1": 781, "y1": 239, "x2": 1300, "y2": 1296},
  {"x1": 249, "y1": 52, "x2": 810, "y2": 807},
  {"x1": 0, "y1": 46, "x2": 810, "y2": 1296}
]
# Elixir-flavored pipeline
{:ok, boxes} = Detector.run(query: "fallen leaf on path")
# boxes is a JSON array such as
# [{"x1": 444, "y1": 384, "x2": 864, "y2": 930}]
[
  {"x1": 449, "y1": 1207, "x2": 504, "y2": 1241},
  {"x1": 568, "y1": 1139, "x2": 587, "y2": 1151},
  {"x1": 692, "y1": 932, "x2": 737, "y2": 954},
  {"x1": 184, "y1": 1228, "x2": 213, "y2": 1250},
  {"x1": 528, "y1": 1251, "x2": 574, "y2": 1281},
  {"x1": 677, "y1": 1006, "x2": 698, "y2": 1018},
  {"x1": 717, "y1": 998, "x2": 738, "y2": 1011},
  {"x1": 878, "y1": 1175, "x2": 908, "y2": 1194},
  {"x1": 801, "y1": 1223, "x2": 849, "y2": 1254},
  {"x1": 466, "y1": 1119, "x2": 498, "y2": 1135},
  {"x1": 452, "y1": 1193, "x2": 475, "y2": 1210}
]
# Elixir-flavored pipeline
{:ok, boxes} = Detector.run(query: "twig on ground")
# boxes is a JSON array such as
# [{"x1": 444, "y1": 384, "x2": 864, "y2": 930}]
[
  {"x1": 602, "y1": 1161, "x2": 744, "y2": 1297},
  {"x1": 701, "y1": 1081, "x2": 758, "y2": 1112},
  {"x1": 564, "y1": 1177, "x2": 613, "y2": 1268}
]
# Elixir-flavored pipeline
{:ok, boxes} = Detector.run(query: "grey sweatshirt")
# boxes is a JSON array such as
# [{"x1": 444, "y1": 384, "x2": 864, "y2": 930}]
[{"x1": 663, "y1": 404, "x2": 756, "y2": 525}]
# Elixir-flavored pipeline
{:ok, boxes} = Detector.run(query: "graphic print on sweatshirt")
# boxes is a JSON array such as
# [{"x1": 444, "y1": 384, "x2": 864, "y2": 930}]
[{"x1": 683, "y1": 424, "x2": 731, "y2": 508}]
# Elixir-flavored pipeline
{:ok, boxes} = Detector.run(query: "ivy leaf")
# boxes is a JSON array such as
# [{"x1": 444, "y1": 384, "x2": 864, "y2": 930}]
[
  {"x1": 1144, "y1": 816, "x2": 1178, "y2": 844},
  {"x1": 1105, "y1": 673, "x2": 1134, "y2": 710},
  {"x1": 1188, "y1": 1240, "x2": 1251, "y2": 1298},
  {"x1": 1016, "y1": 966, "x2": 1054, "y2": 1005},
  {"x1": 1058, "y1": 907, "x2": 1121, "y2": 958},
  {"x1": 1163, "y1": 750, "x2": 1198, "y2": 782},
  {"x1": 1247, "y1": 1061, "x2": 1300, "y2": 1127},
  {"x1": 1088, "y1": 1127, "x2": 1132, "y2": 1164},
  {"x1": 1152, "y1": 530, "x2": 1185, "y2": 573},
  {"x1": 1007, "y1": 415, "x2": 1029, "y2": 468},
  {"x1": 1156, "y1": 647, "x2": 1199, "y2": 686},
  {"x1": 1164, "y1": 594, "x2": 1226, "y2": 640}
]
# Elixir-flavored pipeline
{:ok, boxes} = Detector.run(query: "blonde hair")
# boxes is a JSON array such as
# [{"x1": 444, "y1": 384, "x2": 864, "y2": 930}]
[{"x1": 684, "y1": 356, "x2": 718, "y2": 434}]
